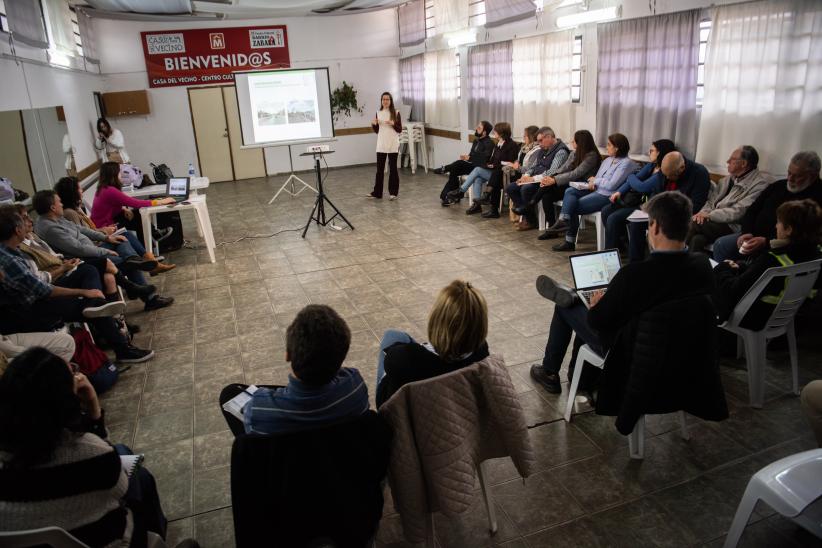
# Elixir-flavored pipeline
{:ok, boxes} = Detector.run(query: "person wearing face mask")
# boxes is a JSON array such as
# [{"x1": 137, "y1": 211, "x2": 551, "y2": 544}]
[
  {"x1": 711, "y1": 151, "x2": 822, "y2": 262},
  {"x1": 435, "y1": 121, "x2": 495, "y2": 206}
]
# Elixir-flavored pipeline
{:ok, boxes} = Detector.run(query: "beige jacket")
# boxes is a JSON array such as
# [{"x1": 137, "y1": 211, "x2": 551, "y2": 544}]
[
  {"x1": 700, "y1": 169, "x2": 772, "y2": 230},
  {"x1": 380, "y1": 354, "x2": 535, "y2": 542}
]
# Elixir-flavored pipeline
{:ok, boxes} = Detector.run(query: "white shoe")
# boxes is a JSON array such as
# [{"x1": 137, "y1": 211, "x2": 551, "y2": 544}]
[
  {"x1": 83, "y1": 300, "x2": 127, "y2": 318},
  {"x1": 389, "y1": 195, "x2": 397, "y2": 200}
]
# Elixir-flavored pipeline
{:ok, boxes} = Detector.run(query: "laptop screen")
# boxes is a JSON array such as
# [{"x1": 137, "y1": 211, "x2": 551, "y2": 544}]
[
  {"x1": 167, "y1": 177, "x2": 189, "y2": 197},
  {"x1": 569, "y1": 250, "x2": 622, "y2": 290}
]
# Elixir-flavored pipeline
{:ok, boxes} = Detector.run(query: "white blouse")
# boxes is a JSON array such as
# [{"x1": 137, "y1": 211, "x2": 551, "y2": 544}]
[
  {"x1": 95, "y1": 128, "x2": 130, "y2": 163},
  {"x1": 375, "y1": 109, "x2": 400, "y2": 154}
]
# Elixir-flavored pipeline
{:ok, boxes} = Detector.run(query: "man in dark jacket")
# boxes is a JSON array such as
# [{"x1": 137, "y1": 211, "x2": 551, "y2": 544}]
[
  {"x1": 436, "y1": 121, "x2": 494, "y2": 206},
  {"x1": 530, "y1": 192, "x2": 727, "y2": 432},
  {"x1": 712, "y1": 151, "x2": 822, "y2": 262}
]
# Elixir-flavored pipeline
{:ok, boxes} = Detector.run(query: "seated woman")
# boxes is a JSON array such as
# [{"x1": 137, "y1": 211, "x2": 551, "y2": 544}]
[
  {"x1": 713, "y1": 199, "x2": 822, "y2": 329},
  {"x1": 503, "y1": 125, "x2": 541, "y2": 222},
  {"x1": 601, "y1": 139, "x2": 677, "y2": 253},
  {"x1": 55, "y1": 176, "x2": 174, "y2": 274},
  {"x1": 375, "y1": 280, "x2": 490, "y2": 407},
  {"x1": 523, "y1": 129, "x2": 602, "y2": 238},
  {"x1": 0, "y1": 348, "x2": 190, "y2": 547},
  {"x1": 543, "y1": 133, "x2": 637, "y2": 251}
]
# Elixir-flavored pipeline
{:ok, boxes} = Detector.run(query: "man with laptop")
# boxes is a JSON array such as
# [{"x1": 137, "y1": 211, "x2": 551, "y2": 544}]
[{"x1": 529, "y1": 191, "x2": 715, "y2": 394}]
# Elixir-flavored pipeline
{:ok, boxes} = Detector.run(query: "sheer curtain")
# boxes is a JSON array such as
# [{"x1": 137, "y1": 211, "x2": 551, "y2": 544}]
[
  {"x1": 43, "y1": 0, "x2": 76, "y2": 56},
  {"x1": 697, "y1": 0, "x2": 822, "y2": 173},
  {"x1": 398, "y1": 0, "x2": 425, "y2": 47},
  {"x1": 76, "y1": 8, "x2": 99, "y2": 63},
  {"x1": 6, "y1": 0, "x2": 49, "y2": 48},
  {"x1": 485, "y1": 0, "x2": 535, "y2": 28},
  {"x1": 435, "y1": 0, "x2": 469, "y2": 34},
  {"x1": 467, "y1": 41, "x2": 514, "y2": 126},
  {"x1": 512, "y1": 31, "x2": 573, "y2": 140},
  {"x1": 400, "y1": 54, "x2": 426, "y2": 122},
  {"x1": 424, "y1": 50, "x2": 460, "y2": 127},
  {"x1": 596, "y1": 10, "x2": 701, "y2": 157}
]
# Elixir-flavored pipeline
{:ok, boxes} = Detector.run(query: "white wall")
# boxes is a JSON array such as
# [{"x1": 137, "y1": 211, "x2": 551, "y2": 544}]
[{"x1": 94, "y1": 11, "x2": 400, "y2": 176}]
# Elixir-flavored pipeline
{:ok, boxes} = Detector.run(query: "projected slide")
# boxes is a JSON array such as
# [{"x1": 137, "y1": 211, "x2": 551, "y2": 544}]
[{"x1": 235, "y1": 68, "x2": 334, "y2": 147}]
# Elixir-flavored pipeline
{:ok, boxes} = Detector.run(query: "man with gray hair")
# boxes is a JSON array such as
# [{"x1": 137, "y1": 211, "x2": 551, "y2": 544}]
[
  {"x1": 712, "y1": 150, "x2": 822, "y2": 261},
  {"x1": 686, "y1": 145, "x2": 772, "y2": 253}
]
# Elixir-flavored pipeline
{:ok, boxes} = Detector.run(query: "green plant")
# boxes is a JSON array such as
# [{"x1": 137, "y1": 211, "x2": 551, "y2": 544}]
[{"x1": 330, "y1": 81, "x2": 364, "y2": 122}]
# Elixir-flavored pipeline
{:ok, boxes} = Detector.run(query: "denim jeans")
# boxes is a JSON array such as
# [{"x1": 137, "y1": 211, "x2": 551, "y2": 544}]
[
  {"x1": 627, "y1": 221, "x2": 649, "y2": 262},
  {"x1": 124, "y1": 230, "x2": 146, "y2": 256},
  {"x1": 377, "y1": 329, "x2": 414, "y2": 387},
  {"x1": 460, "y1": 166, "x2": 492, "y2": 198},
  {"x1": 712, "y1": 232, "x2": 743, "y2": 262},
  {"x1": 103, "y1": 238, "x2": 148, "y2": 286},
  {"x1": 541, "y1": 304, "x2": 603, "y2": 375},
  {"x1": 560, "y1": 188, "x2": 612, "y2": 241},
  {"x1": 601, "y1": 203, "x2": 636, "y2": 250}
]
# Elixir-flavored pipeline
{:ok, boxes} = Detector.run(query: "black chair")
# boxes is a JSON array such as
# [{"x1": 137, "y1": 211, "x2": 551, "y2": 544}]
[{"x1": 230, "y1": 410, "x2": 392, "y2": 548}]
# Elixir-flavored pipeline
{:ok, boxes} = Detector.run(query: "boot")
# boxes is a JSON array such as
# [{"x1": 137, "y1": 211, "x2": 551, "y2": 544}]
[
  {"x1": 144, "y1": 251, "x2": 175, "y2": 275},
  {"x1": 115, "y1": 272, "x2": 156, "y2": 300}
]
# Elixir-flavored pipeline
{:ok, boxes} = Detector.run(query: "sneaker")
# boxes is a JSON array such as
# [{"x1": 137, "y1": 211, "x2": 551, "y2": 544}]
[
  {"x1": 441, "y1": 199, "x2": 451, "y2": 207},
  {"x1": 446, "y1": 189, "x2": 464, "y2": 202},
  {"x1": 530, "y1": 364, "x2": 561, "y2": 394},
  {"x1": 144, "y1": 295, "x2": 174, "y2": 311},
  {"x1": 389, "y1": 195, "x2": 397, "y2": 200},
  {"x1": 466, "y1": 203, "x2": 482, "y2": 215},
  {"x1": 535, "y1": 275, "x2": 576, "y2": 307},
  {"x1": 538, "y1": 231, "x2": 558, "y2": 241},
  {"x1": 433, "y1": 166, "x2": 445, "y2": 175},
  {"x1": 553, "y1": 240, "x2": 576, "y2": 252},
  {"x1": 82, "y1": 300, "x2": 126, "y2": 318},
  {"x1": 481, "y1": 208, "x2": 500, "y2": 219},
  {"x1": 365, "y1": 193, "x2": 381, "y2": 199},
  {"x1": 155, "y1": 227, "x2": 173, "y2": 242},
  {"x1": 116, "y1": 346, "x2": 155, "y2": 363},
  {"x1": 125, "y1": 282, "x2": 157, "y2": 300}
]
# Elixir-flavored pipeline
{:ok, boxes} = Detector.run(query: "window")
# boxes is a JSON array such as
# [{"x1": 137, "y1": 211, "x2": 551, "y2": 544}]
[
  {"x1": 469, "y1": 0, "x2": 486, "y2": 27},
  {"x1": 697, "y1": 20, "x2": 712, "y2": 107},
  {"x1": 425, "y1": 0, "x2": 435, "y2": 37},
  {"x1": 456, "y1": 52, "x2": 461, "y2": 99},
  {"x1": 69, "y1": 6, "x2": 83, "y2": 57},
  {"x1": 571, "y1": 34, "x2": 582, "y2": 103},
  {"x1": 0, "y1": 0, "x2": 8, "y2": 33}
]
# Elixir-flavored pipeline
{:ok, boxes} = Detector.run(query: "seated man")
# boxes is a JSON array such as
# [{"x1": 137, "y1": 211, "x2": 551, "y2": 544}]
[
  {"x1": 32, "y1": 190, "x2": 173, "y2": 312},
  {"x1": 529, "y1": 191, "x2": 714, "y2": 394},
  {"x1": 506, "y1": 126, "x2": 570, "y2": 230},
  {"x1": 687, "y1": 146, "x2": 771, "y2": 254},
  {"x1": 0, "y1": 207, "x2": 153, "y2": 363},
  {"x1": 435, "y1": 121, "x2": 494, "y2": 206},
  {"x1": 712, "y1": 151, "x2": 822, "y2": 262},
  {"x1": 219, "y1": 304, "x2": 369, "y2": 437},
  {"x1": 626, "y1": 151, "x2": 710, "y2": 262}
]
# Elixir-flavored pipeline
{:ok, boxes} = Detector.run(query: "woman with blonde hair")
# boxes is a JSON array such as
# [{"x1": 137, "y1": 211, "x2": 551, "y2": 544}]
[{"x1": 375, "y1": 280, "x2": 490, "y2": 407}]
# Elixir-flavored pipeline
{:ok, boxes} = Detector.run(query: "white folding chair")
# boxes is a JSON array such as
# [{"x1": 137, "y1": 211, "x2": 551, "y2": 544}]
[
  {"x1": 549, "y1": 201, "x2": 605, "y2": 250},
  {"x1": 720, "y1": 259, "x2": 822, "y2": 408},
  {"x1": 724, "y1": 449, "x2": 822, "y2": 547},
  {"x1": 0, "y1": 527, "x2": 90, "y2": 548},
  {"x1": 627, "y1": 412, "x2": 689, "y2": 460}
]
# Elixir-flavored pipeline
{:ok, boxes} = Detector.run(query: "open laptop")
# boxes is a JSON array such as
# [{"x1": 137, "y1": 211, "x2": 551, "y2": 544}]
[
  {"x1": 569, "y1": 249, "x2": 622, "y2": 308},
  {"x1": 166, "y1": 177, "x2": 190, "y2": 203}
]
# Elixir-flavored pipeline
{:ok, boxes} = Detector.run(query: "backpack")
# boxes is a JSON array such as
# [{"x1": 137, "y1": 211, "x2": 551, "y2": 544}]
[
  {"x1": 118, "y1": 163, "x2": 144, "y2": 188},
  {"x1": 0, "y1": 177, "x2": 14, "y2": 202},
  {"x1": 151, "y1": 163, "x2": 174, "y2": 187}
]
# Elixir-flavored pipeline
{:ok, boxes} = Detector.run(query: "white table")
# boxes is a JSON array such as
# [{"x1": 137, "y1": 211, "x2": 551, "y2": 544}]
[
  {"x1": 127, "y1": 176, "x2": 210, "y2": 198},
  {"x1": 139, "y1": 193, "x2": 217, "y2": 263}
]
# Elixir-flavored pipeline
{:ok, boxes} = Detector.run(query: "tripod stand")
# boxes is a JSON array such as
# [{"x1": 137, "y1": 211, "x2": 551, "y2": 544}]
[
  {"x1": 268, "y1": 144, "x2": 317, "y2": 205},
  {"x1": 300, "y1": 151, "x2": 354, "y2": 238}
]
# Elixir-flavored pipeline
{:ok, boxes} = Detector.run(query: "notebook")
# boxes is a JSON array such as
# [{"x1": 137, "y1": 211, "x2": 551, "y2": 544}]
[
  {"x1": 569, "y1": 249, "x2": 622, "y2": 308},
  {"x1": 120, "y1": 454, "x2": 144, "y2": 478},
  {"x1": 221, "y1": 385, "x2": 259, "y2": 421}
]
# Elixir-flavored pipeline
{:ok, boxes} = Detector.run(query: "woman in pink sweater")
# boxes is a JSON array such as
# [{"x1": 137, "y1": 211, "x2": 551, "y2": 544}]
[{"x1": 91, "y1": 162, "x2": 175, "y2": 228}]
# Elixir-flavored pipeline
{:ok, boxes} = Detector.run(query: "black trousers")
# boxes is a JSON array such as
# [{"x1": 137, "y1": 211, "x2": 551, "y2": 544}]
[
  {"x1": 54, "y1": 262, "x2": 103, "y2": 291},
  {"x1": 372, "y1": 153, "x2": 399, "y2": 198},
  {"x1": 439, "y1": 160, "x2": 475, "y2": 201},
  {"x1": 535, "y1": 185, "x2": 566, "y2": 226},
  {"x1": 219, "y1": 383, "x2": 282, "y2": 437},
  {"x1": 686, "y1": 220, "x2": 734, "y2": 254},
  {"x1": 487, "y1": 169, "x2": 505, "y2": 212}
]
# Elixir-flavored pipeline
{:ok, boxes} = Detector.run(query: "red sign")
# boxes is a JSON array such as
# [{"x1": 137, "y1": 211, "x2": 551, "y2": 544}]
[{"x1": 141, "y1": 25, "x2": 290, "y2": 88}]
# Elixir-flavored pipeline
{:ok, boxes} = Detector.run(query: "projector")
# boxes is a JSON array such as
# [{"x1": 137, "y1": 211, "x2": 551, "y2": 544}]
[{"x1": 306, "y1": 145, "x2": 331, "y2": 153}]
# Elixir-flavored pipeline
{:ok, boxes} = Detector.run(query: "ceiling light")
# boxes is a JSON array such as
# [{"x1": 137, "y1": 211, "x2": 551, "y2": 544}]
[
  {"x1": 557, "y1": 0, "x2": 584, "y2": 7},
  {"x1": 556, "y1": 5, "x2": 620, "y2": 28},
  {"x1": 447, "y1": 29, "x2": 477, "y2": 48}
]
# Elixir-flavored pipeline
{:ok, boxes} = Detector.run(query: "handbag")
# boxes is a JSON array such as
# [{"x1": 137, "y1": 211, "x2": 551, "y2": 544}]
[
  {"x1": 107, "y1": 150, "x2": 124, "y2": 164},
  {"x1": 616, "y1": 189, "x2": 644, "y2": 209}
]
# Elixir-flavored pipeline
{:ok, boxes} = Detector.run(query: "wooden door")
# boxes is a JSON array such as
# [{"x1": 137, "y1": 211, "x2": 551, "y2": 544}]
[
  {"x1": 222, "y1": 86, "x2": 266, "y2": 180},
  {"x1": 188, "y1": 87, "x2": 233, "y2": 183}
]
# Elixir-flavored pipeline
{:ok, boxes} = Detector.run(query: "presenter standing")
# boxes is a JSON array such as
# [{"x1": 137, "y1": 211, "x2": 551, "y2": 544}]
[
  {"x1": 367, "y1": 92, "x2": 402, "y2": 200},
  {"x1": 94, "y1": 118, "x2": 129, "y2": 164}
]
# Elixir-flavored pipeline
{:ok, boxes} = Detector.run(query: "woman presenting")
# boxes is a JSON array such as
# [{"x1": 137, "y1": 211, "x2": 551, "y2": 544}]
[
  {"x1": 367, "y1": 92, "x2": 402, "y2": 200},
  {"x1": 94, "y1": 117, "x2": 129, "y2": 163}
]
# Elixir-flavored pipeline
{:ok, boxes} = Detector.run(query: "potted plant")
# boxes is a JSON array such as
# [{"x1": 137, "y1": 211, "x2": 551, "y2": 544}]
[{"x1": 330, "y1": 81, "x2": 365, "y2": 126}]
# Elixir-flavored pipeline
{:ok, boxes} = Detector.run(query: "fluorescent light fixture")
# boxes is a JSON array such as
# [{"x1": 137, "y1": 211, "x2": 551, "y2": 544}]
[
  {"x1": 557, "y1": 0, "x2": 584, "y2": 6},
  {"x1": 556, "y1": 5, "x2": 621, "y2": 28},
  {"x1": 446, "y1": 29, "x2": 477, "y2": 48}
]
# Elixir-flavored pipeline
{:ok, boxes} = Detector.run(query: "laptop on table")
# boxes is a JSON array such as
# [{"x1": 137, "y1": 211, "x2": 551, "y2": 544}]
[
  {"x1": 569, "y1": 249, "x2": 622, "y2": 308},
  {"x1": 166, "y1": 177, "x2": 191, "y2": 203}
]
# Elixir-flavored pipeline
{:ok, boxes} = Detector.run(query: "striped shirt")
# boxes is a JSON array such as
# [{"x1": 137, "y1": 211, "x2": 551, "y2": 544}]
[{"x1": 244, "y1": 367, "x2": 370, "y2": 435}]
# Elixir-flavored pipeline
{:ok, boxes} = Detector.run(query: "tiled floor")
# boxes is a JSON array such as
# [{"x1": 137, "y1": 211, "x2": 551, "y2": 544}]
[{"x1": 104, "y1": 165, "x2": 822, "y2": 547}]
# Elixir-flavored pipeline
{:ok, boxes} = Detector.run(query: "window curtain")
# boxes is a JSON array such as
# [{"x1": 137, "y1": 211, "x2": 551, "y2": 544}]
[
  {"x1": 400, "y1": 54, "x2": 426, "y2": 122},
  {"x1": 6, "y1": 0, "x2": 49, "y2": 48},
  {"x1": 435, "y1": 0, "x2": 469, "y2": 34},
  {"x1": 398, "y1": 0, "x2": 425, "y2": 47},
  {"x1": 696, "y1": 0, "x2": 822, "y2": 173},
  {"x1": 467, "y1": 40, "x2": 514, "y2": 127},
  {"x1": 76, "y1": 8, "x2": 99, "y2": 63},
  {"x1": 596, "y1": 10, "x2": 701, "y2": 158},
  {"x1": 43, "y1": 0, "x2": 76, "y2": 56},
  {"x1": 424, "y1": 49, "x2": 460, "y2": 128},
  {"x1": 512, "y1": 30, "x2": 573, "y2": 140},
  {"x1": 485, "y1": 0, "x2": 535, "y2": 28}
]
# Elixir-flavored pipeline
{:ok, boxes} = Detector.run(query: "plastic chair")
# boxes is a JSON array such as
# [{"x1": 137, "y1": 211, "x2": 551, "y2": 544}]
[
  {"x1": 724, "y1": 448, "x2": 822, "y2": 547},
  {"x1": 627, "y1": 412, "x2": 689, "y2": 460},
  {"x1": 0, "y1": 527, "x2": 90, "y2": 548},
  {"x1": 550, "y1": 201, "x2": 605, "y2": 250},
  {"x1": 720, "y1": 259, "x2": 822, "y2": 408}
]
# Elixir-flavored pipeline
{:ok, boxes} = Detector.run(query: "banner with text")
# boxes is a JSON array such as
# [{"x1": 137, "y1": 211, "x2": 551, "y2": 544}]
[{"x1": 141, "y1": 26, "x2": 290, "y2": 88}]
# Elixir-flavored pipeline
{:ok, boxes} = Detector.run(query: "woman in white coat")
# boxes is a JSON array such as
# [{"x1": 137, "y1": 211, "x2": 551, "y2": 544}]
[
  {"x1": 367, "y1": 92, "x2": 402, "y2": 200},
  {"x1": 94, "y1": 117, "x2": 129, "y2": 164}
]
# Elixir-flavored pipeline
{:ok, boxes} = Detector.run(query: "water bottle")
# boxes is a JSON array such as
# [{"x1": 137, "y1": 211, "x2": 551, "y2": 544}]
[{"x1": 188, "y1": 162, "x2": 196, "y2": 177}]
